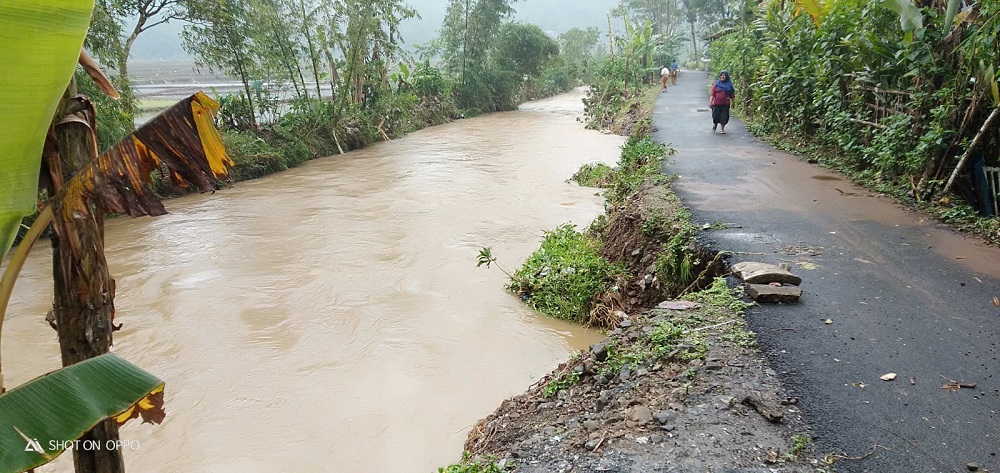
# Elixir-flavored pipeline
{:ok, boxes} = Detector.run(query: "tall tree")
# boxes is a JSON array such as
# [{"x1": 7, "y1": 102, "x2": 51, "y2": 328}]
[
  {"x1": 441, "y1": 0, "x2": 518, "y2": 80},
  {"x1": 615, "y1": 0, "x2": 682, "y2": 36},
  {"x1": 440, "y1": 0, "x2": 522, "y2": 110},
  {"x1": 182, "y1": 0, "x2": 261, "y2": 129},
  {"x1": 495, "y1": 23, "x2": 560, "y2": 77},
  {"x1": 251, "y1": 0, "x2": 310, "y2": 101},
  {"x1": 115, "y1": 0, "x2": 183, "y2": 80},
  {"x1": 328, "y1": 0, "x2": 416, "y2": 107},
  {"x1": 295, "y1": 0, "x2": 325, "y2": 98}
]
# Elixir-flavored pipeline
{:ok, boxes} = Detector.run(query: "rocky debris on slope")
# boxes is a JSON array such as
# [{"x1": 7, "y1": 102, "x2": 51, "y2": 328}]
[
  {"x1": 601, "y1": 184, "x2": 726, "y2": 314},
  {"x1": 732, "y1": 262, "x2": 803, "y2": 304},
  {"x1": 463, "y1": 301, "x2": 822, "y2": 472}
]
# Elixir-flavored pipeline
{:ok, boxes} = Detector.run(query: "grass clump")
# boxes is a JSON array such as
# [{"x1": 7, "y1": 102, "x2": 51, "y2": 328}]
[
  {"x1": 790, "y1": 434, "x2": 810, "y2": 456},
  {"x1": 605, "y1": 135, "x2": 671, "y2": 205},
  {"x1": 543, "y1": 370, "x2": 581, "y2": 398},
  {"x1": 507, "y1": 224, "x2": 627, "y2": 323},
  {"x1": 596, "y1": 316, "x2": 705, "y2": 378},
  {"x1": 594, "y1": 279, "x2": 758, "y2": 377},
  {"x1": 684, "y1": 278, "x2": 758, "y2": 348},
  {"x1": 682, "y1": 277, "x2": 754, "y2": 313},
  {"x1": 571, "y1": 162, "x2": 613, "y2": 187},
  {"x1": 439, "y1": 452, "x2": 512, "y2": 473},
  {"x1": 571, "y1": 135, "x2": 672, "y2": 205}
]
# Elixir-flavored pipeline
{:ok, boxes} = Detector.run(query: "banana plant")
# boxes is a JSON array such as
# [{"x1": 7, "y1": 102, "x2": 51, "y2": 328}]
[
  {"x1": 1, "y1": 1, "x2": 234, "y2": 471},
  {"x1": 793, "y1": 0, "x2": 834, "y2": 26},
  {"x1": 0, "y1": 0, "x2": 94, "y2": 260}
]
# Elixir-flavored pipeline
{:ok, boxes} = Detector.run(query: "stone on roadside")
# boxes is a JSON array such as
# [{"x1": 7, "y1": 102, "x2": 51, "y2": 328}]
[
  {"x1": 745, "y1": 283, "x2": 802, "y2": 304},
  {"x1": 653, "y1": 411, "x2": 677, "y2": 424},
  {"x1": 620, "y1": 365, "x2": 632, "y2": 382},
  {"x1": 628, "y1": 406, "x2": 654, "y2": 424},
  {"x1": 657, "y1": 300, "x2": 701, "y2": 310},
  {"x1": 732, "y1": 262, "x2": 803, "y2": 286},
  {"x1": 590, "y1": 341, "x2": 609, "y2": 362}
]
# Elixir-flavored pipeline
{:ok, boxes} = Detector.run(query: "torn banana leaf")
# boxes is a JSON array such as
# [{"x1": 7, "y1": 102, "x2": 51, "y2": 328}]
[{"x1": 61, "y1": 92, "x2": 233, "y2": 221}]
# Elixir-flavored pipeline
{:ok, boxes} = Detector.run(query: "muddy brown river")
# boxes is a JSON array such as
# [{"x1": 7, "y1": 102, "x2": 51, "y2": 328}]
[{"x1": 3, "y1": 89, "x2": 622, "y2": 472}]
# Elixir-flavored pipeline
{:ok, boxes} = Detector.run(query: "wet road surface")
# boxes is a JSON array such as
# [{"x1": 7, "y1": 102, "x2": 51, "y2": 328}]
[{"x1": 655, "y1": 71, "x2": 1000, "y2": 472}]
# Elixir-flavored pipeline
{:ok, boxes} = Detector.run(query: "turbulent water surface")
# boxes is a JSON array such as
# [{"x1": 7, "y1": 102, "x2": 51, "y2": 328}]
[{"x1": 4, "y1": 89, "x2": 623, "y2": 472}]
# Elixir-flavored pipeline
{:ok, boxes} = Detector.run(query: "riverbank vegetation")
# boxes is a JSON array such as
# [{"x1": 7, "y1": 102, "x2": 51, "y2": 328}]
[
  {"x1": 708, "y1": 0, "x2": 1000, "y2": 242},
  {"x1": 14, "y1": 0, "x2": 615, "y2": 243},
  {"x1": 175, "y1": 0, "x2": 612, "y2": 180},
  {"x1": 508, "y1": 124, "x2": 725, "y2": 329},
  {"x1": 460, "y1": 275, "x2": 821, "y2": 470},
  {"x1": 501, "y1": 9, "x2": 719, "y2": 327}
]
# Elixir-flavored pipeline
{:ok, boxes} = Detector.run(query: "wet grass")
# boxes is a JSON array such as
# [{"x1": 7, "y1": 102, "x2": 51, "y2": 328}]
[
  {"x1": 570, "y1": 162, "x2": 613, "y2": 187},
  {"x1": 507, "y1": 224, "x2": 628, "y2": 324},
  {"x1": 136, "y1": 98, "x2": 175, "y2": 112},
  {"x1": 595, "y1": 278, "x2": 755, "y2": 378},
  {"x1": 438, "y1": 453, "x2": 512, "y2": 473}
]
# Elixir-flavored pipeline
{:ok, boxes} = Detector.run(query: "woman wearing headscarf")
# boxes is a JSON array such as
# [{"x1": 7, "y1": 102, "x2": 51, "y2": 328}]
[{"x1": 709, "y1": 71, "x2": 735, "y2": 133}]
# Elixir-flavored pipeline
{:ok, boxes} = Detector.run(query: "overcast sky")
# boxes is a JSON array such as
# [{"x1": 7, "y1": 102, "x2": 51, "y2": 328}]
[{"x1": 130, "y1": 0, "x2": 621, "y2": 61}]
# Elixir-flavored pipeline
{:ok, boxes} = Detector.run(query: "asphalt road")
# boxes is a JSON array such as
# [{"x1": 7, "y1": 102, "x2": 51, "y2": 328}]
[{"x1": 653, "y1": 71, "x2": 1000, "y2": 472}]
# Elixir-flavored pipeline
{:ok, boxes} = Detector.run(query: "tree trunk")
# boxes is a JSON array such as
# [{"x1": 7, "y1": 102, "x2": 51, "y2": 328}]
[
  {"x1": 300, "y1": 0, "x2": 323, "y2": 98},
  {"x1": 49, "y1": 81, "x2": 124, "y2": 473},
  {"x1": 689, "y1": 20, "x2": 698, "y2": 64},
  {"x1": 943, "y1": 106, "x2": 1000, "y2": 195}
]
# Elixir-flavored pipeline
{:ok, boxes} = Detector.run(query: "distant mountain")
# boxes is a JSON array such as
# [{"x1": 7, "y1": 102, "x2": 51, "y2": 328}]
[{"x1": 129, "y1": 0, "x2": 621, "y2": 61}]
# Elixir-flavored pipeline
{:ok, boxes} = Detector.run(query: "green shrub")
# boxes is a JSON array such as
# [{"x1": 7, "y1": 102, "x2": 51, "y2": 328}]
[
  {"x1": 412, "y1": 62, "x2": 449, "y2": 99},
  {"x1": 682, "y1": 278, "x2": 754, "y2": 313},
  {"x1": 605, "y1": 135, "x2": 669, "y2": 205},
  {"x1": 439, "y1": 452, "x2": 511, "y2": 473},
  {"x1": 508, "y1": 224, "x2": 627, "y2": 323},
  {"x1": 222, "y1": 130, "x2": 285, "y2": 181},
  {"x1": 571, "y1": 162, "x2": 613, "y2": 187}
]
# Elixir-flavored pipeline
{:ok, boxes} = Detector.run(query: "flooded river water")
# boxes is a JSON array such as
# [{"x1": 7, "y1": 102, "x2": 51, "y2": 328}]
[{"x1": 3, "y1": 89, "x2": 623, "y2": 472}]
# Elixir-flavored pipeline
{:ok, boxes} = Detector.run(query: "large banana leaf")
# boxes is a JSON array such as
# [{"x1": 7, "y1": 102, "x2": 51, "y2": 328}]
[
  {"x1": 0, "y1": 353, "x2": 164, "y2": 473},
  {"x1": 880, "y1": 0, "x2": 924, "y2": 33},
  {"x1": 0, "y1": 0, "x2": 95, "y2": 258},
  {"x1": 794, "y1": 0, "x2": 832, "y2": 26}
]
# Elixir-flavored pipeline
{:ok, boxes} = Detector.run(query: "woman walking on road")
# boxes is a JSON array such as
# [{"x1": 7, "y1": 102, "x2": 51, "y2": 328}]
[
  {"x1": 660, "y1": 64, "x2": 670, "y2": 92},
  {"x1": 709, "y1": 71, "x2": 735, "y2": 133}
]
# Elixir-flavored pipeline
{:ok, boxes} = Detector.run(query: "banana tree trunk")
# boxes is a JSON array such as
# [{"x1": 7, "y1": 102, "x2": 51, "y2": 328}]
[{"x1": 48, "y1": 81, "x2": 124, "y2": 473}]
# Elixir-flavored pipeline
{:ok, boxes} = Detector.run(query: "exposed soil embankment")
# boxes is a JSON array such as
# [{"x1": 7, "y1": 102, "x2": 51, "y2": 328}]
[
  {"x1": 601, "y1": 184, "x2": 724, "y2": 313},
  {"x1": 464, "y1": 302, "x2": 817, "y2": 472},
  {"x1": 460, "y1": 168, "x2": 823, "y2": 472}
]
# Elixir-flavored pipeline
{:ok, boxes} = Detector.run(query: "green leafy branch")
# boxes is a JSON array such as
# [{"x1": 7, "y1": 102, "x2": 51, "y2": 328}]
[{"x1": 476, "y1": 247, "x2": 513, "y2": 279}]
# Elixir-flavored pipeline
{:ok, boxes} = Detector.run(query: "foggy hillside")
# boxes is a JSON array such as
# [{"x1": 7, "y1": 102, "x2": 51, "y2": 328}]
[{"x1": 130, "y1": 0, "x2": 620, "y2": 61}]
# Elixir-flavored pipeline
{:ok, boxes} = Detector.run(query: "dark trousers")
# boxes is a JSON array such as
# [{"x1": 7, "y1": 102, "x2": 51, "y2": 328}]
[{"x1": 712, "y1": 104, "x2": 731, "y2": 126}]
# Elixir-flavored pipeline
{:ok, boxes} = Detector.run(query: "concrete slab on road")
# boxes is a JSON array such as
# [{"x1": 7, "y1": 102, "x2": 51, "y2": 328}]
[{"x1": 653, "y1": 70, "x2": 1000, "y2": 472}]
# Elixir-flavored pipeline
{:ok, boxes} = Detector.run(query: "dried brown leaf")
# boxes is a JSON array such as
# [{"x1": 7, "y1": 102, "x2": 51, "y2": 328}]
[
  {"x1": 79, "y1": 49, "x2": 120, "y2": 99},
  {"x1": 115, "y1": 384, "x2": 165, "y2": 426},
  {"x1": 61, "y1": 92, "x2": 232, "y2": 220}
]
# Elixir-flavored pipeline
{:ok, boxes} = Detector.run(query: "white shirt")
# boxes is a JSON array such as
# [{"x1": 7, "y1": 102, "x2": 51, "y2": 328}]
[{"x1": 661, "y1": 68, "x2": 670, "y2": 76}]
